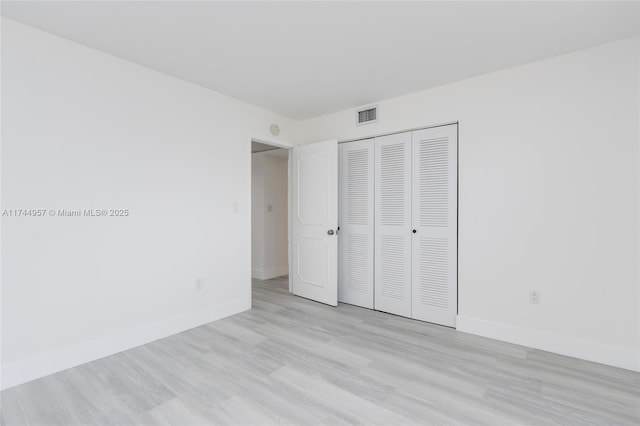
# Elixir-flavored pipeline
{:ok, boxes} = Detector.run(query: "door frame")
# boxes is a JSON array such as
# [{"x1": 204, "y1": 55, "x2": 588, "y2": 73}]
[{"x1": 249, "y1": 134, "x2": 295, "y2": 293}]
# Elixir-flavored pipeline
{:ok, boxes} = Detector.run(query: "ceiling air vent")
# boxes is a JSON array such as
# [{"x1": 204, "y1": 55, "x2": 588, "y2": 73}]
[{"x1": 356, "y1": 105, "x2": 378, "y2": 125}]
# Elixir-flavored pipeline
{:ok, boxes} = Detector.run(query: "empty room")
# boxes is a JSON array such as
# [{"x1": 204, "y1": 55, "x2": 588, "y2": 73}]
[{"x1": 1, "y1": 1, "x2": 639, "y2": 425}]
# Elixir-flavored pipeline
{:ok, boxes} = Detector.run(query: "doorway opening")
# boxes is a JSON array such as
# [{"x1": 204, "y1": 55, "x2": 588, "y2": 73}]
[
  {"x1": 251, "y1": 139, "x2": 291, "y2": 293},
  {"x1": 250, "y1": 136, "x2": 339, "y2": 307}
]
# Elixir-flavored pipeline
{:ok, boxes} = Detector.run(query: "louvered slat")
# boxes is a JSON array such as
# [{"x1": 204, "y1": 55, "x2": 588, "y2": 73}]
[
  {"x1": 419, "y1": 137, "x2": 449, "y2": 227},
  {"x1": 347, "y1": 148, "x2": 369, "y2": 225},
  {"x1": 411, "y1": 124, "x2": 457, "y2": 327},
  {"x1": 345, "y1": 234, "x2": 369, "y2": 293},
  {"x1": 375, "y1": 132, "x2": 412, "y2": 317},
  {"x1": 379, "y1": 144, "x2": 406, "y2": 226},
  {"x1": 379, "y1": 235, "x2": 406, "y2": 300},
  {"x1": 417, "y1": 238, "x2": 448, "y2": 307},
  {"x1": 338, "y1": 139, "x2": 374, "y2": 309}
]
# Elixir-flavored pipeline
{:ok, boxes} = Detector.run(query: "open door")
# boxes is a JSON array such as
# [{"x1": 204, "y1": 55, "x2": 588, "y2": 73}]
[{"x1": 291, "y1": 140, "x2": 338, "y2": 306}]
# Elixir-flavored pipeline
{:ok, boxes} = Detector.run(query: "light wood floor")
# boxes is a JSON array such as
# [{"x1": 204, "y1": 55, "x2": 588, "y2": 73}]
[{"x1": 2, "y1": 276, "x2": 639, "y2": 425}]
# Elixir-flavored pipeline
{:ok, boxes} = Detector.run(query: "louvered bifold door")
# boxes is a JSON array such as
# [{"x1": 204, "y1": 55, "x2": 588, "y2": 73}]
[
  {"x1": 338, "y1": 139, "x2": 374, "y2": 308},
  {"x1": 374, "y1": 132, "x2": 412, "y2": 317},
  {"x1": 411, "y1": 124, "x2": 457, "y2": 327}
]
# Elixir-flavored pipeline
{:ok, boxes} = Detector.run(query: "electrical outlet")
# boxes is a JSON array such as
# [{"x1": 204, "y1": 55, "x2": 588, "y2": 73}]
[
  {"x1": 194, "y1": 279, "x2": 203, "y2": 291},
  {"x1": 529, "y1": 289, "x2": 540, "y2": 304}
]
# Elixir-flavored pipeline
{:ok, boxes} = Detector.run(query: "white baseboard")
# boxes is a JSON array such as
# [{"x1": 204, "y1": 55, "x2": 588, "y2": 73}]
[
  {"x1": 456, "y1": 315, "x2": 640, "y2": 372},
  {"x1": 252, "y1": 265, "x2": 288, "y2": 280},
  {"x1": 0, "y1": 297, "x2": 250, "y2": 391}
]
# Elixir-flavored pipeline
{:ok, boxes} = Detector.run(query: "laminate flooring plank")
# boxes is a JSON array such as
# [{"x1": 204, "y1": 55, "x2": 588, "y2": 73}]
[
  {"x1": 269, "y1": 365, "x2": 414, "y2": 425},
  {"x1": 250, "y1": 298, "x2": 286, "y2": 314},
  {"x1": 206, "y1": 396, "x2": 280, "y2": 426},
  {"x1": 538, "y1": 383, "x2": 639, "y2": 425},
  {"x1": 194, "y1": 358, "x2": 324, "y2": 425},
  {"x1": 362, "y1": 364, "x2": 540, "y2": 426},
  {"x1": 138, "y1": 398, "x2": 212, "y2": 426},
  {"x1": 332, "y1": 333, "x2": 491, "y2": 395},
  {"x1": 255, "y1": 322, "x2": 372, "y2": 368},
  {"x1": 335, "y1": 318, "x2": 509, "y2": 372},
  {"x1": 379, "y1": 391, "x2": 492, "y2": 426},
  {"x1": 494, "y1": 355, "x2": 640, "y2": 403},
  {"x1": 81, "y1": 353, "x2": 175, "y2": 415},
  {"x1": 50, "y1": 364, "x2": 143, "y2": 425},
  {"x1": 483, "y1": 383, "x2": 618, "y2": 426},
  {"x1": 1, "y1": 276, "x2": 639, "y2": 426},
  {"x1": 121, "y1": 345, "x2": 230, "y2": 409},
  {"x1": 244, "y1": 308, "x2": 336, "y2": 343},
  {"x1": 250, "y1": 338, "x2": 395, "y2": 407},
  {"x1": 205, "y1": 320, "x2": 269, "y2": 346},
  {"x1": 319, "y1": 414, "x2": 353, "y2": 426},
  {"x1": 0, "y1": 375, "x2": 109, "y2": 426}
]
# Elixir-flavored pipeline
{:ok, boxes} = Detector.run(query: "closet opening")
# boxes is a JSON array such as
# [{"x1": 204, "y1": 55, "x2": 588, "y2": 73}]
[{"x1": 338, "y1": 122, "x2": 458, "y2": 328}]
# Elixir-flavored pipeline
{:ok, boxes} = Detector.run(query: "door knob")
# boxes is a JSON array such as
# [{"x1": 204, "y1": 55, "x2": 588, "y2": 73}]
[
  {"x1": 327, "y1": 229, "x2": 335, "y2": 235},
  {"x1": 412, "y1": 229, "x2": 417, "y2": 234}
]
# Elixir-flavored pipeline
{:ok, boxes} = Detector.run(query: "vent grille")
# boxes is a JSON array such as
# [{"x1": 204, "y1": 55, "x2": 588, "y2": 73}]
[
  {"x1": 347, "y1": 148, "x2": 369, "y2": 225},
  {"x1": 417, "y1": 237, "x2": 448, "y2": 308},
  {"x1": 357, "y1": 107, "x2": 377, "y2": 124}
]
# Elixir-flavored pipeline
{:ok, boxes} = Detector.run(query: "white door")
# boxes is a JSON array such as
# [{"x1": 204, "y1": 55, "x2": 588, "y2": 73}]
[
  {"x1": 292, "y1": 140, "x2": 339, "y2": 306},
  {"x1": 411, "y1": 124, "x2": 457, "y2": 326},
  {"x1": 338, "y1": 139, "x2": 374, "y2": 309},
  {"x1": 374, "y1": 132, "x2": 412, "y2": 317}
]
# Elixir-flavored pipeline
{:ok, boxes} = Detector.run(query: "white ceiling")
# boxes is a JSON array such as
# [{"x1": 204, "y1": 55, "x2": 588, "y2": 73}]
[{"x1": 2, "y1": 1, "x2": 638, "y2": 120}]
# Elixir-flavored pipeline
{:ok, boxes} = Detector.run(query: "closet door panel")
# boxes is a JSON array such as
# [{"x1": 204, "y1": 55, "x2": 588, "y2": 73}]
[
  {"x1": 338, "y1": 139, "x2": 374, "y2": 308},
  {"x1": 411, "y1": 124, "x2": 457, "y2": 327},
  {"x1": 374, "y1": 132, "x2": 412, "y2": 317}
]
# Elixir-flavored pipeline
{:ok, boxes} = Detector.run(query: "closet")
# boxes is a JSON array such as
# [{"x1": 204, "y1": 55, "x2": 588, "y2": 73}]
[{"x1": 338, "y1": 123, "x2": 457, "y2": 327}]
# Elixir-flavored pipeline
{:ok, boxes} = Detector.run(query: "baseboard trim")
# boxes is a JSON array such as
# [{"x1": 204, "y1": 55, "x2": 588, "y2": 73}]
[
  {"x1": 456, "y1": 315, "x2": 640, "y2": 372},
  {"x1": 0, "y1": 297, "x2": 250, "y2": 390},
  {"x1": 252, "y1": 265, "x2": 288, "y2": 280}
]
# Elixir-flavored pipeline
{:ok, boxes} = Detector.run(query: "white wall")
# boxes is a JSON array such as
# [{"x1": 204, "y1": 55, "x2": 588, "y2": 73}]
[
  {"x1": 302, "y1": 37, "x2": 640, "y2": 371},
  {"x1": 0, "y1": 18, "x2": 301, "y2": 389},
  {"x1": 251, "y1": 151, "x2": 289, "y2": 280}
]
